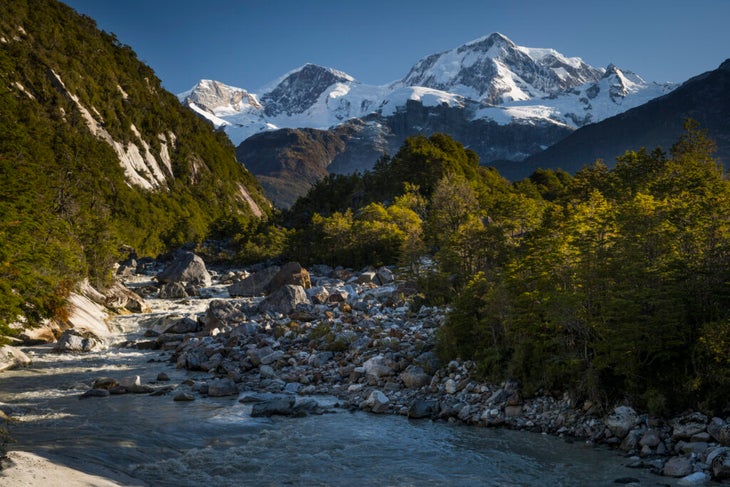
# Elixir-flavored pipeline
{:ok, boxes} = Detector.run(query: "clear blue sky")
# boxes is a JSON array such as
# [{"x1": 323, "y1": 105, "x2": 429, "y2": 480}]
[{"x1": 62, "y1": 0, "x2": 730, "y2": 94}]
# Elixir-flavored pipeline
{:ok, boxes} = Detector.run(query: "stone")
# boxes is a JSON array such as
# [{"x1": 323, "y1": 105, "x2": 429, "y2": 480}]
[
  {"x1": 357, "y1": 271, "x2": 377, "y2": 284},
  {"x1": 103, "y1": 282, "x2": 150, "y2": 313},
  {"x1": 199, "y1": 300, "x2": 246, "y2": 333},
  {"x1": 444, "y1": 378, "x2": 457, "y2": 394},
  {"x1": 408, "y1": 399, "x2": 439, "y2": 419},
  {"x1": 307, "y1": 286, "x2": 330, "y2": 305},
  {"x1": 79, "y1": 389, "x2": 110, "y2": 399},
  {"x1": 259, "y1": 285, "x2": 309, "y2": 315},
  {"x1": 92, "y1": 377, "x2": 119, "y2": 390},
  {"x1": 249, "y1": 395, "x2": 297, "y2": 417},
  {"x1": 711, "y1": 449, "x2": 730, "y2": 480},
  {"x1": 266, "y1": 262, "x2": 312, "y2": 292},
  {"x1": 671, "y1": 412, "x2": 708, "y2": 441},
  {"x1": 399, "y1": 366, "x2": 431, "y2": 389},
  {"x1": 161, "y1": 317, "x2": 199, "y2": 334},
  {"x1": 157, "y1": 282, "x2": 188, "y2": 299},
  {"x1": 708, "y1": 417, "x2": 726, "y2": 442},
  {"x1": 605, "y1": 406, "x2": 639, "y2": 439},
  {"x1": 228, "y1": 265, "x2": 280, "y2": 297},
  {"x1": 54, "y1": 329, "x2": 105, "y2": 353},
  {"x1": 0, "y1": 345, "x2": 31, "y2": 372},
  {"x1": 207, "y1": 378, "x2": 238, "y2": 397},
  {"x1": 639, "y1": 429, "x2": 662, "y2": 448},
  {"x1": 156, "y1": 251, "x2": 212, "y2": 287},
  {"x1": 662, "y1": 456, "x2": 693, "y2": 478},
  {"x1": 363, "y1": 355, "x2": 395, "y2": 380},
  {"x1": 156, "y1": 372, "x2": 170, "y2": 382},
  {"x1": 121, "y1": 375, "x2": 154, "y2": 393},
  {"x1": 678, "y1": 472, "x2": 710, "y2": 485},
  {"x1": 365, "y1": 390, "x2": 390, "y2": 414},
  {"x1": 375, "y1": 266, "x2": 395, "y2": 285},
  {"x1": 174, "y1": 392, "x2": 195, "y2": 402}
]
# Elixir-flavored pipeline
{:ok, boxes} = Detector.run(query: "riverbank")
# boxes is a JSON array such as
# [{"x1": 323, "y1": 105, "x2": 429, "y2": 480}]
[
  {"x1": 1, "y1": 450, "x2": 142, "y2": 486},
  {"x1": 0, "y1": 255, "x2": 726, "y2": 484}
]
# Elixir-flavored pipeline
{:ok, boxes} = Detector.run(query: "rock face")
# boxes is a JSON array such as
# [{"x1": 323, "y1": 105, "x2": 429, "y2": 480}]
[
  {"x1": 157, "y1": 251, "x2": 212, "y2": 288},
  {"x1": 0, "y1": 345, "x2": 31, "y2": 371}
]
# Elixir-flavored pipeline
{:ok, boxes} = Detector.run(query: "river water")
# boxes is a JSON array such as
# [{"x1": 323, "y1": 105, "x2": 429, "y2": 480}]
[{"x1": 0, "y1": 295, "x2": 679, "y2": 486}]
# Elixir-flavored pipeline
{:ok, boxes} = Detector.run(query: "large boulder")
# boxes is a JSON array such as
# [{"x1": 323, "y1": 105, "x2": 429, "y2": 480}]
[
  {"x1": 259, "y1": 285, "x2": 309, "y2": 315},
  {"x1": 228, "y1": 265, "x2": 280, "y2": 297},
  {"x1": 248, "y1": 395, "x2": 297, "y2": 417},
  {"x1": 605, "y1": 406, "x2": 639, "y2": 439},
  {"x1": 399, "y1": 365, "x2": 431, "y2": 389},
  {"x1": 266, "y1": 262, "x2": 311, "y2": 292},
  {"x1": 156, "y1": 251, "x2": 211, "y2": 287},
  {"x1": 0, "y1": 345, "x2": 31, "y2": 371},
  {"x1": 199, "y1": 300, "x2": 247, "y2": 333},
  {"x1": 54, "y1": 329, "x2": 105, "y2": 353}
]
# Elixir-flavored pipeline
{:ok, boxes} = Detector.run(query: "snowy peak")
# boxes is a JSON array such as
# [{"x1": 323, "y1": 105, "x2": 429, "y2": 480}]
[
  {"x1": 261, "y1": 63, "x2": 357, "y2": 117},
  {"x1": 179, "y1": 33, "x2": 676, "y2": 146},
  {"x1": 182, "y1": 79, "x2": 261, "y2": 116},
  {"x1": 400, "y1": 32, "x2": 603, "y2": 104}
]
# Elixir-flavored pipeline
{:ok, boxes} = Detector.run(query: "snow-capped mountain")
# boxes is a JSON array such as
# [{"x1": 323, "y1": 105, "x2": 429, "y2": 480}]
[{"x1": 179, "y1": 33, "x2": 674, "y2": 148}]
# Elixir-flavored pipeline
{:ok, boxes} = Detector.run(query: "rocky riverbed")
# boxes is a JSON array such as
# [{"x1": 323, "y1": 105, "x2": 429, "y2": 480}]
[{"x1": 4, "y1": 251, "x2": 730, "y2": 484}]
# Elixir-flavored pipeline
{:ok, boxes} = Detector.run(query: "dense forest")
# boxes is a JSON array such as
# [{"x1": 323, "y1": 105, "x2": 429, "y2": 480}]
[
  {"x1": 241, "y1": 123, "x2": 730, "y2": 415},
  {"x1": 0, "y1": 0, "x2": 268, "y2": 336}
]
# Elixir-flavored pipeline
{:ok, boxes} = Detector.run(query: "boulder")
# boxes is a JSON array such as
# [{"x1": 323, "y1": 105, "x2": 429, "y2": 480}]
[
  {"x1": 365, "y1": 390, "x2": 390, "y2": 414},
  {"x1": 671, "y1": 412, "x2": 708, "y2": 441},
  {"x1": 54, "y1": 329, "x2": 105, "y2": 353},
  {"x1": 120, "y1": 375, "x2": 154, "y2": 393},
  {"x1": 0, "y1": 345, "x2": 31, "y2": 372},
  {"x1": 307, "y1": 286, "x2": 330, "y2": 305},
  {"x1": 710, "y1": 448, "x2": 730, "y2": 479},
  {"x1": 266, "y1": 262, "x2": 311, "y2": 292},
  {"x1": 408, "y1": 399, "x2": 439, "y2": 419},
  {"x1": 708, "y1": 418, "x2": 730, "y2": 446},
  {"x1": 207, "y1": 378, "x2": 238, "y2": 397},
  {"x1": 249, "y1": 395, "x2": 297, "y2": 417},
  {"x1": 228, "y1": 265, "x2": 280, "y2": 297},
  {"x1": 363, "y1": 355, "x2": 395, "y2": 380},
  {"x1": 156, "y1": 251, "x2": 211, "y2": 287},
  {"x1": 157, "y1": 282, "x2": 188, "y2": 299},
  {"x1": 399, "y1": 365, "x2": 431, "y2": 389},
  {"x1": 259, "y1": 285, "x2": 309, "y2": 315},
  {"x1": 199, "y1": 300, "x2": 246, "y2": 333},
  {"x1": 605, "y1": 406, "x2": 639, "y2": 439},
  {"x1": 662, "y1": 456, "x2": 693, "y2": 477},
  {"x1": 375, "y1": 266, "x2": 395, "y2": 285}
]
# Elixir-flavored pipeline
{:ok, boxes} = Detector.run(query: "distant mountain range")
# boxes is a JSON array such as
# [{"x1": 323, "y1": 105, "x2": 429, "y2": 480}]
[
  {"x1": 179, "y1": 33, "x2": 677, "y2": 207},
  {"x1": 518, "y1": 59, "x2": 730, "y2": 177}
]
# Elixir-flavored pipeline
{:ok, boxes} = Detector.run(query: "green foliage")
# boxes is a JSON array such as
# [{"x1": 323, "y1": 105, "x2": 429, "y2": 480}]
[
  {"x1": 438, "y1": 121, "x2": 730, "y2": 414},
  {"x1": 0, "y1": 0, "x2": 269, "y2": 332}
]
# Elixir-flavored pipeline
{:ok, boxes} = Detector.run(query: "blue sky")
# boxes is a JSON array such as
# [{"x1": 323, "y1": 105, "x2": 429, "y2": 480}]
[{"x1": 62, "y1": 0, "x2": 730, "y2": 95}]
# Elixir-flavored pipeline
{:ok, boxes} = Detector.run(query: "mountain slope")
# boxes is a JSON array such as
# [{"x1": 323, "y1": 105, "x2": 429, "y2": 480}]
[
  {"x1": 519, "y1": 60, "x2": 730, "y2": 177},
  {"x1": 181, "y1": 33, "x2": 673, "y2": 148},
  {"x1": 0, "y1": 0, "x2": 270, "y2": 331},
  {"x1": 180, "y1": 34, "x2": 673, "y2": 206}
]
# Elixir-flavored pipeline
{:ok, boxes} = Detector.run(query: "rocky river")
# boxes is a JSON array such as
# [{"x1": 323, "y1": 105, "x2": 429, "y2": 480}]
[{"x1": 0, "y1": 252, "x2": 725, "y2": 485}]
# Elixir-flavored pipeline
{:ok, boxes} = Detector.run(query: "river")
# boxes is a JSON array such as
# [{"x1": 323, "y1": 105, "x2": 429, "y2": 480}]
[{"x1": 0, "y1": 293, "x2": 680, "y2": 486}]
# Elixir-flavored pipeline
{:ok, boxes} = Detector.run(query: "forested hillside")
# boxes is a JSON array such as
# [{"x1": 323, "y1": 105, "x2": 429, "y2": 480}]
[
  {"x1": 263, "y1": 125, "x2": 730, "y2": 415},
  {"x1": 0, "y1": 0, "x2": 269, "y2": 336}
]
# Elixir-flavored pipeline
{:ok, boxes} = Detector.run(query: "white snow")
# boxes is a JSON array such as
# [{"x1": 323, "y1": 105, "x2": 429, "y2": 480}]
[{"x1": 178, "y1": 35, "x2": 676, "y2": 146}]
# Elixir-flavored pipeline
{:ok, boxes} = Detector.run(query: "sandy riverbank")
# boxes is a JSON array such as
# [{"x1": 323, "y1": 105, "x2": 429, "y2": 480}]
[{"x1": 0, "y1": 450, "x2": 144, "y2": 486}]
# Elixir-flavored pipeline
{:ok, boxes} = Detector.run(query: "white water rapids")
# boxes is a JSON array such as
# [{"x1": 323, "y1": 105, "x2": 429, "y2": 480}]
[{"x1": 0, "y1": 290, "x2": 680, "y2": 486}]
